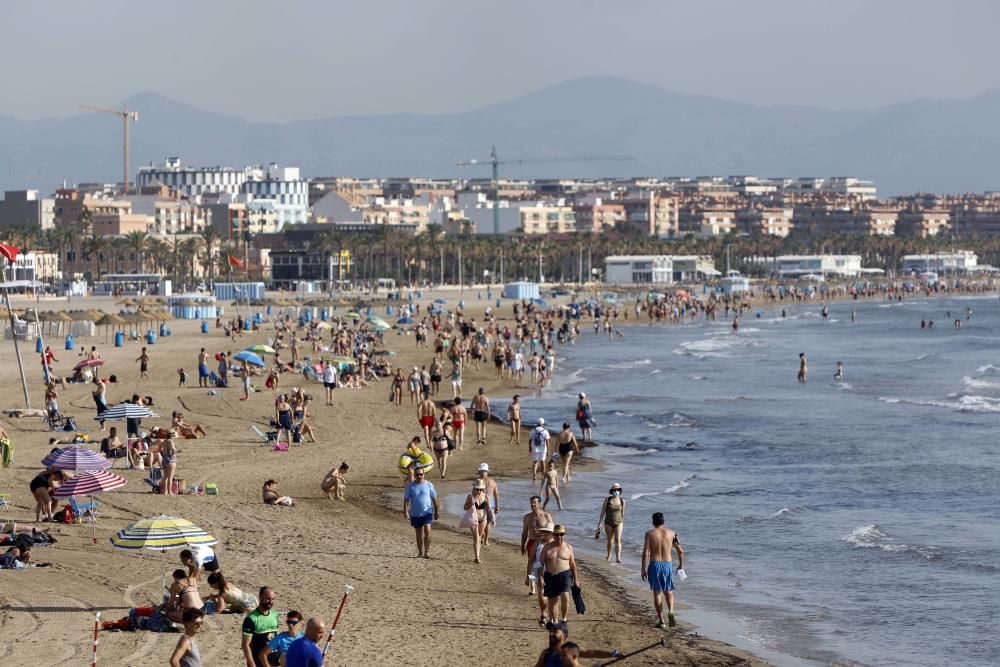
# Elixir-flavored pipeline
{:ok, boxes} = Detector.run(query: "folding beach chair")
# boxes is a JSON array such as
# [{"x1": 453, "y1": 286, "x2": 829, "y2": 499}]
[
  {"x1": 0, "y1": 493, "x2": 11, "y2": 511},
  {"x1": 251, "y1": 425, "x2": 277, "y2": 446},
  {"x1": 70, "y1": 496, "x2": 99, "y2": 523}
]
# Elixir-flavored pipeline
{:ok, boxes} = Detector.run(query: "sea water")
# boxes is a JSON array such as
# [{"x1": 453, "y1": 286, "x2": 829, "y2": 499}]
[{"x1": 451, "y1": 295, "x2": 1000, "y2": 666}]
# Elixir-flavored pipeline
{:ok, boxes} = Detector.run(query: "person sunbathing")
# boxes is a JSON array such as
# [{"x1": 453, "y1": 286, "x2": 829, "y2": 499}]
[
  {"x1": 205, "y1": 571, "x2": 258, "y2": 613},
  {"x1": 262, "y1": 479, "x2": 294, "y2": 506},
  {"x1": 172, "y1": 411, "x2": 207, "y2": 439}
]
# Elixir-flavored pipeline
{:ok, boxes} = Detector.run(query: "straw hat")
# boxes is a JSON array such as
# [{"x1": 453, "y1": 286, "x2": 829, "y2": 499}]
[
  {"x1": 472, "y1": 480, "x2": 486, "y2": 490},
  {"x1": 552, "y1": 524, "x2": 567, "y2": 535}
]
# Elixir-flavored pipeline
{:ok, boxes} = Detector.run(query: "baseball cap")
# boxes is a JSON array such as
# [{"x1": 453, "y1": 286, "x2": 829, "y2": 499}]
[
  {"x1": 545, "y1": 620, "x2": 569, "y2": 636},
  {"x1": 578, "y1": 392, "x2": 586, "y2": 398},
  {"x1": 537, "y1": 418, "x2": 545, "y2": 425}
]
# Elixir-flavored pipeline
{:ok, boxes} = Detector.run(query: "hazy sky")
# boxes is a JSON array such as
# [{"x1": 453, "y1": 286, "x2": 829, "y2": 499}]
[{"x1": 4, "y1": 0, "x2": 999, "y2": 121}]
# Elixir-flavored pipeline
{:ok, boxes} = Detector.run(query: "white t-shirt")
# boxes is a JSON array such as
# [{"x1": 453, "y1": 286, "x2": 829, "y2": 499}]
[
  {"x1": 530, "y1": 427, "x2": 550, "y2": 451},
  {"x1": 322, "y1": 366, "x2": 337, "y2": 384}
]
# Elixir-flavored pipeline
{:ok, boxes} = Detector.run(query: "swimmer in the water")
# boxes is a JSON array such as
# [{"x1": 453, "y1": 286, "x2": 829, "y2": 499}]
[{"x1": 834, "y1": 361, "x2": 844, "y2": 381}]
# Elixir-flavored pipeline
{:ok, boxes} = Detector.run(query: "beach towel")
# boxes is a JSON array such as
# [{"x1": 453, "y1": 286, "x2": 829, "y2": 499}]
[
  {"x1": 0, "y1": 437, "x2": 13, "y2": 468},
  {"x1": 571, "y1": 583, "x2": 586, "y2": 615}
]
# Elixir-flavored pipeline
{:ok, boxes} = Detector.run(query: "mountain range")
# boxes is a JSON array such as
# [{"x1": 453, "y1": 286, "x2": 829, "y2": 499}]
[{"x1": 2, "y1": 76, "x2": 999, "y2": 196}]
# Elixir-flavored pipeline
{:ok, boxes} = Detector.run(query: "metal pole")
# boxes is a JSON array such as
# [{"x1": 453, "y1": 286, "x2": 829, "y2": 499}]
[
  {"x1": 1, "y1": 267, "x2": 32, "y2": 409},
  {"x1": 34, "y1": 309, "x2": 51, "y2": 381}
]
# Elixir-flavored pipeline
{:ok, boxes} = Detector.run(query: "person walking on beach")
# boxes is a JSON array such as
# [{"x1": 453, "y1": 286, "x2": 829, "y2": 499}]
[
  {"x1": 460, "y1": 480, "x2": 494, "y2": 563},
  {"x1": 417, "y1": 393, "x2": 436, "y2": 446},
  {"x1": 477, "y1": 463, "x2": 500, "y2": 544},
  {"x1": 322, "y1": 362, "x2": 338, "y2": 405},
  {"x1": 596, "y1": 483, "x2": 626, "y2": 563},
  {"x1": 198, "y1": 348, "x2": 210, "y2": 388},
  {"x1": 797, "y1": 353, "x2": 808, "y2": 383},
  {"x1": 451, "y1": 398, "x2": 468, "y2": 450},
  {"x1": 285, "y1": 616, "x2": 325, "y2": 667},
  {"x1": 576, "y1": 393, "x2": 594, "y2": 442},
  {"x1": 242, "y1": 587, "x2": 279, "y2": 667},
  {"x1": 556, "y1": 423, "x2": 581, "y2": 483},
  {"x1": 529, "y1": 418, "x2": 551, "y2": 482},
  {"x1": 531, "y1": 524, "x2": 555, "y2": 625},
  {"x1": 240, "y1": 361, "x2": 251, "y2": 401},
  {"x1": 169, "y1": 607, "x2": 204, "y2": 667},
  {"x1": 403, "y1": 467, "x2": 440, "y2": 558},
  {"x1": 522, "y1": 495, "x2": 554, "y2": 594},
  {"x1": 641, "y1": 511, "x2": 684, "y2": 628},
  {"x1": 135, "y1": 346, "x2": 150, "y2": 380},
  {"x1": 540, "y1": 459, "x2": 563, "y2": 511},
  {"x1": 507, "y1": 394, "x2": 522, "y2": 445},
  {"x1": 92, "y1": 375, "x2": 108, "y2": 431},
  {"x1": 471, "y1": 387, "x2": 490, "y2": 445},
  {"x1": 540, "y1": 525, "x2": 578, "y2": 624}
]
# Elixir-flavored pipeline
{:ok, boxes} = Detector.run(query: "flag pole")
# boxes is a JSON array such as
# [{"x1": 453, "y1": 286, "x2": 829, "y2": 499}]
[
  {"x1": 0, "y1": 254, "x2": 32, "y2": 409},
  {"x1": 229, "y1": 260, "x2": 241, "y2": 319}
]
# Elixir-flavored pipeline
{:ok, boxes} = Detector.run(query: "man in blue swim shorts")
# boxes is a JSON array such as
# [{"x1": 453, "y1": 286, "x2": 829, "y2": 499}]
[
  {"x1": 403, "y1": 468, "x2": 439, "y2": 558},
  {"x1": 198, "y1": 348, "x2": 210, "y2": 388},
  {"x1": 641, "y1": 511, "x2": 684, "y2": 629}
]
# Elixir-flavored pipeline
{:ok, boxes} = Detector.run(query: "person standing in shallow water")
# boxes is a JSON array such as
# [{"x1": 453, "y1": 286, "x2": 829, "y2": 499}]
[
  {"x1": 797, "y1": 353, "x2": 808, "y2": 383},
  {"x1": 576, "y1": 393, "x2": 594, "y2": 442}
]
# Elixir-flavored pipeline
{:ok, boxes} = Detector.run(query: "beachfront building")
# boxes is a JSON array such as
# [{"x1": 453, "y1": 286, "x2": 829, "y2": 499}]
[
  {"x1": 670, "y1": 255, "x2": 719, "y2": 281},
  {"x1": 124, "y1": 185, "x2": 210, "y2": 235},
  {"x1": 520, "y1": 202, "x2": 577, "y2": 235},
  {"x1": 2, "y1": 250, "x2": 60, "y2": 284},
  {"x1": 0, "y1": 190, "x2": 56, "y2": 230},
  {"x1": 572, "y1": 196, "x2": 627, "y2": 233},
  {"x1": 752, "y1": 254, "x2": 865, "y2": 278},
  {"x1": 896, "y1": 208, "x2": 951, "y2": 237},
  {"x1": 901, "y1": 252, "x2": 979, "y2": 275},
  {"x1": 605, "y1": 255, "x2": 674, "y2": 285}
]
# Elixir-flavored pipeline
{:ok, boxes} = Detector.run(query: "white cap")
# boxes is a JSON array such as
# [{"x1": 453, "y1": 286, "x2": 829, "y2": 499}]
[
  {"x1": 537, "y1": 418, "x2": 545, "y2": 425},
  {"x1": 578, "y1": 392, "x2": 586, "y2": 399},
  {"x1": 478, "y1": 463, "x2": 490, "y2": 472}
]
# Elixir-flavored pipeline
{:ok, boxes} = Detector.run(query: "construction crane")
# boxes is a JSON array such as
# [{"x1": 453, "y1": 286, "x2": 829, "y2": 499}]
[
  {"x1": 457, "y1": 146, "x2": 636, "y2": 234},
  {"x1": 80, "y1": 103, "x2": 140, "y2": 194}
]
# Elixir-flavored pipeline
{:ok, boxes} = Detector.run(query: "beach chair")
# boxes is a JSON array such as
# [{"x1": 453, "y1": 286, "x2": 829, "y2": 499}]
[
  {"x1": 70, "y1": 496, "x2": 98, "y2": 523},
  {"x1": 0, "y1": 493, "x2": 11, "y2": 511},
  {"x1": 251, "y1": 425, "x2": 277, "y2": 446}
]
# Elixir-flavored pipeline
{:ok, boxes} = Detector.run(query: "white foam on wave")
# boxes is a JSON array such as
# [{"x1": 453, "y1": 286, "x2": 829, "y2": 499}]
[
  {"x1": 963, "y1": 376, "x2": 1000, "y2": 391},
  {"x1": 771, "y1": 508, "x2": 791, "y2": 517},
  {"x1": 650, "y1": 369, "x2": 662, "y2": 375},
  {"x1": 630, "y1": 475, "x2": 694, "y2": 500},
  {"x1": 608, "y1": 358, "x2": 652, "y2": 369},
  {"x1": 674, "y1": 335, "x2": 764, "y2": 359},
  {"x1": 976, "y1": 363, "x2": 1000, "y2": 374},
  {"x1": 843, "y1": 524, "x2": 941, "y2": 559},
  {"x1": 688, "y1": 375, "x2": 706, "y2": 381},
  {"x1": 878, "y1": 394, "x2": 1000, "y2": 414}
]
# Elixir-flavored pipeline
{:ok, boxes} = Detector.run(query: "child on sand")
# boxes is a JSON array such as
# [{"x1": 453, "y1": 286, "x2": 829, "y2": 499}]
[
  {"x1": 321, "y1": 462, "x2": 350, "y2": 499},
  {"x1": 177, "y1": 368, "x2": 187, "y2": 387}
]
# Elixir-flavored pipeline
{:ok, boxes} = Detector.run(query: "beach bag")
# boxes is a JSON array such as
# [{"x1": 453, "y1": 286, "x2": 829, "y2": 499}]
[
  {"x1": 571, "y1": 583, "x2": 586, "y2": 615},
  {"x1": 446, "y1": 436, "x2": 456, "y2": 451},
  {"x1": 458, "y1": 508, "x2": 477, "y2": 529},
  {"x1": 0, "y1": 437, "x2": 13, "y2": 468},
  {"x1": 272, "y1": 442, "x2": 289, "y2": 452},
  {"x1": 292, "y1": 427, "x2": 302, "y2": 444}
]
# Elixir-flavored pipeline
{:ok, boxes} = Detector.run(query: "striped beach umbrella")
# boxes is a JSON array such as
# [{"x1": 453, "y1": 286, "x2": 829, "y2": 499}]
[
  {"x1": 42, "y1": 446, "x2": 112, "y2": 471},
  {"x1": 246, "y1": 344, "x2": 276, "y2": 354},
  {"x1": 52, "y1": 470, "x2": 126, "y2": 498},
  {"x1": 111, "y1": 515, "x2": 219, "y2": 592},
  {"x1": 93, "y1": 403, "x2": 158, "y2": 422}
]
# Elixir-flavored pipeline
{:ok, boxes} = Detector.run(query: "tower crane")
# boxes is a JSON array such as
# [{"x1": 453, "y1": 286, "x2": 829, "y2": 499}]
[
  {"x1": 457, "y1": 146, "x2": 636, "y2": 234},
  {"x1": 80, "y1": 104, "x2": 140, "y2": 194}
]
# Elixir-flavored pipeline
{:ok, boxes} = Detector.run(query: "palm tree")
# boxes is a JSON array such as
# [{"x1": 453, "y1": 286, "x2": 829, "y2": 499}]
[
  {"x1": 199, "y1": 226, "x2": 221, "y2": 283},
  {"x1": 125, "y1": 231, "x2": 148, "y2": 273},
  {"x1": 82, "y1": 234, "x2": 109, "y2": 279},
  {"x1": 423, "y1": 224, "x2": 443, "y2": 284}
]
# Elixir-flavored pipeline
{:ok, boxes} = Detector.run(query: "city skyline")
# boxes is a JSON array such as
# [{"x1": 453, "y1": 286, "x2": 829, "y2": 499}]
[{"x1": 3, "y1": 0, "x2": 1000, "y2": 122}]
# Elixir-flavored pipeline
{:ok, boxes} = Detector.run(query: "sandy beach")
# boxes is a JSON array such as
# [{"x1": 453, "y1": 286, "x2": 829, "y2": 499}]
[{"x1": 0, "y1": 291, "x2": 765, "y2": 666}]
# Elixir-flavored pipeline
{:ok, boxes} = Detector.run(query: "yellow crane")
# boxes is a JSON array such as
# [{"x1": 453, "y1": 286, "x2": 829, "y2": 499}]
[{"x1": 80, "y1": 103, "x2": 140, "y2": 194}]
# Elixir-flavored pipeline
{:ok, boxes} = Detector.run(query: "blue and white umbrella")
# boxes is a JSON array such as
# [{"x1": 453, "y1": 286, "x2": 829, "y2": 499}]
[
  {"x1": 93, "y1": 403, "x2": 158, "y2": 422},
  {"x1": 234, "y1": 350, "x2": 266, "y2": 367}
]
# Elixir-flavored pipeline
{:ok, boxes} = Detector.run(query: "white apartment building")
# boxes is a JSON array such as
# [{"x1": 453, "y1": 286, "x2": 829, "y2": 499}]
[
  {"x1": 520, "y1": 201, "x2": 577, "y2": 235},
  {"x1": 753, "y1": 254, "x2": 865, "y2": 277},
  {"x1": 3, "y1": 250, "x2": 60, "y2": 283},
  {"x1": 137, "y1": 157, "x2": 246, "y2": 196},
  {"x1": 242, "y1": 164, "x2": 309, "y2": 227}
]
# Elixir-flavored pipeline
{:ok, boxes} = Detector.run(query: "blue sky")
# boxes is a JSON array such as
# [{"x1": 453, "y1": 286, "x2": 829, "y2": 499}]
[{"x1": 3, "y1": 0, "x2": 999, "y2": 120}]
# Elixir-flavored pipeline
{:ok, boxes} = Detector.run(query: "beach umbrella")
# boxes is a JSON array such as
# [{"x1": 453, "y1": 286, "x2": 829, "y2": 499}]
[
  {"x1": 397, "y1": 316, "x2": 413, "y2": 325},
  {"x1": 345, "y1": 311, "x2": 361, "y2": 319},
  {"x1": 534, "y1": 299, "x2": 548, "y2": 308},
  {"x1": 53, "y1": 470, "x2": 127, "y2": 542},
  {"x1": 314, "y1": 321, "x2": 332, "y2": 330},
  {"x1": 94, "y1": 403, "x2": 159, "y2": 422},
  {"x1": 42, "y1": 445, "x2": 112, "y2": 471},
  {"x1": 234, "y1": 350, "x2": 265, "y2": 367},
  {"x1": 366, "y1": 316, "x2": 390, "y2": 329},
  {"x1": 74, "y1": 358, "x2": 105, "y2": 371},
  {"x1": 246, "y1": 344, "x2": 276, "y2": 355},
  {"x1": 433, "y1": 298, "x2": 447, "y2": 304},
  {"x1": 110, "y1": 515, "x2": 218, "y2": 592}
]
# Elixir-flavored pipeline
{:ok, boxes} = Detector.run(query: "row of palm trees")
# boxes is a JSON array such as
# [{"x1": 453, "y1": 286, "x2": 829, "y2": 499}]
[{"x1": 4, "y1": 216, "x2": 995, "y2": 287}]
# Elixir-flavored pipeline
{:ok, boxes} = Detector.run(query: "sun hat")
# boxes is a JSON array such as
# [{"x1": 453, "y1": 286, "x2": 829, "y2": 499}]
[
  {"x1": 610, "y1": 482, "x2": 622, "y2": 491},
  {"x1": 552, "y1": 524, "x2": 567, "y2": 535},
  {"x1": 537, "y1": 417, "x2": 545, "y2": 425},
  {"x1": 472, "y1": 480, "x2": 486, "y2": 490},
  {"x1": 478, "y1": 463, "x2": 490, "y2": 472},
  {"x1": 538, "y1": 523, "x2": 554, "y2": 533}
]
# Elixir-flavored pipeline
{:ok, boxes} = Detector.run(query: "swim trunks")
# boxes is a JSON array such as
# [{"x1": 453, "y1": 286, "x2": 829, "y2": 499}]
[
  {"x1": 647, "y1": 560, "x2": 674, "y2": 592},
  {"x1": 543, "y1": 570, "x2": 573, "y2": 598},
  {"x1": 420, "y1": 415, "x2": 435, "y2": 428},
  {"x1": 473, "y1": 410, "x2": 488, "y2": 423},
  {"x1": 409, "y1": 512, "x2": 433, "y2": 529},
  {"x1": 199, "y1": 363, "x2": 210, "y2": 378}
]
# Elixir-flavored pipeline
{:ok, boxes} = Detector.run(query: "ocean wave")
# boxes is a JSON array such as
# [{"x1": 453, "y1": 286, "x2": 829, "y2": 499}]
[
  {"x1": 688, "y1": 375, "x2": 706, "y2": 381},
  {"x1": 608, "y1": 358, "x2": 652, "y2": 369},
  {"x1": 674, "y1": 335, "x2": 765, "y2": 359},
  {"x1": 975, "y1": 363, "x2": 1000, "y2": 375},
  {"x1": 843, "y1": 524, "x2": 942, "y2": 560},
  {"x1": 962, "y1": 376, "x2": 1000, "y2": 391},
  {"x1": 644, "y1": 412, "x2": 696, "y2": 429},
  {"x1": 629, "y1": 474, "x2": 695, "y2": 500},
  {"x1": 612, "y1": 410, "x2": 637, "y2": 418},
  {"x1": 650, "y1": 369, "x2": 662, "y2": 374},
  {"x1": 878, "y1": 394, "x2": 1000, "y2": 414}
]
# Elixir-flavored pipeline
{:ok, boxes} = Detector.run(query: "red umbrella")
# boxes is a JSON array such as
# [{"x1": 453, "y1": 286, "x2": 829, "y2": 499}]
[
  {"x1": 74, "y1": 359, "x2": 105, "y2": 371},
  {"x1": 52, "y1": 469, "x2": 127, "y2": 544}
]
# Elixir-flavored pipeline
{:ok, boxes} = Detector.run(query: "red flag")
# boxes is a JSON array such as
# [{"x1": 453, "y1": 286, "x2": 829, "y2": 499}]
[
  {"x1": 0, "y1": 242, "x2": 20, "y2": 263},
  {"x1": 228, "y1": 255, "x2": 244, "y2": 269}
]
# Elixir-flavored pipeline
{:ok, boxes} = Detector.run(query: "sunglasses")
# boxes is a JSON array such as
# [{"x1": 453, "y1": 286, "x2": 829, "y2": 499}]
[
  {"x1": 287, "y1": 619, "x2": 301, "y2": 625},
  {"x1": 415, "y1": 473, "x2": 425, "y2": 477}
]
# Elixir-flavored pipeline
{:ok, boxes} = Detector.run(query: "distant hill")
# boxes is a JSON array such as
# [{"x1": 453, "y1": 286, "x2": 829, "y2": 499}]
[{"x1": 2, "y1": 76, "x2": 999, "y2": 195}]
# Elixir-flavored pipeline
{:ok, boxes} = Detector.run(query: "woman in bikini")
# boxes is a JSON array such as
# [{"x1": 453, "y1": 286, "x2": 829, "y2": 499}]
[
  {"x1": 429, "y1": 420, "x2": 451, "y2": 479},
  {"x1": 556, "y1": 423, "x2": 581, "y2": 483},
  {"x1": 391, "y1": 369, "x2": 405, "y2": 405},
  {"x1": 160, "y1": 438, "x2": 178, "y2": 495},
  {"x1": 450, "y1": 398, "x2": 467, "y2": 451},
  {"x1": 205, "y1": 571, "x2": 258, "y2": 613},
  {"x1": 29, "y1": 470, "x2": 64, "y2": 522},
  {"x1": 539, "y1": 459, "x2": 563, "y2": 511},
  {"x1": 262, "y1": 479, "x2": 294, "y2": 506},
  {"x1": 596, "y1": 482, "x2": 626, "y2": 563},
  {"x1": 172, "y1": 411, "x2": 207, "y2": 439},
  {"x1": 459, "y1": 480, "x2": 494, "y2": 564},
  {"x1": 321, "y1": 462, "x2": 350, "y2": 499}
]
